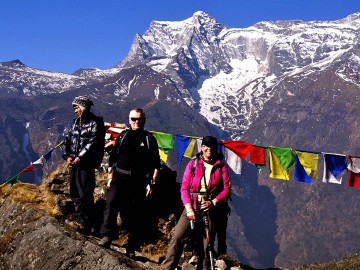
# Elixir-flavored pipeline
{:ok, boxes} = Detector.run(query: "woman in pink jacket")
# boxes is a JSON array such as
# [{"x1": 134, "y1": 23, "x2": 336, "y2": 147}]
[{"x1": 162, "y1": 136, "x2": 231, "y2": 270}]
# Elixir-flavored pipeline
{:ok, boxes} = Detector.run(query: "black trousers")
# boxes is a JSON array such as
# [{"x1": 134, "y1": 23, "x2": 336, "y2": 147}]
[
  {"x1": 100, "y1": 172, "x2": 148, "y2": 250},
  {"x1": 212, "y1": 202, "x2": 230, "y2": 255},
  {"x1": 69, "y1": 165, "x2": 95, "y2": 227}
]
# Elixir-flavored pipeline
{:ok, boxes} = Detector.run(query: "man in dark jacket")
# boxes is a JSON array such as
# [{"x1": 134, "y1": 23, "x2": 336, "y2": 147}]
[
  {"x1": 63, "y1": 95, "x2": 104, "y2": 234},
  {"x1": 98, "y1": 108, "x2": 160, "y2": 257}
]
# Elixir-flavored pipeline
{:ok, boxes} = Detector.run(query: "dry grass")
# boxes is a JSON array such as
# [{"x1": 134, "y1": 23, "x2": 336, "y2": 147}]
[
  {"x1": 0, "y1": 182, "x2": 62, "y2": 218},
  {"x1": 0, "y1": 162, "x2": 108, "y2": 220}
]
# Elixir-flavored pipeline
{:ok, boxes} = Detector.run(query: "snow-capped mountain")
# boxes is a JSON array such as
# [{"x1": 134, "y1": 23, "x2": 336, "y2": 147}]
[
  {"x1": 2, "y1": 11, "x2": 360, "y2": 269},
  {"x1": 0, "y1": 59, "x2": 128, "y2": 96},
  {"x1": 2, "y1": 12, "x2": 360, "y2": 140},
  {"x1": 118, "y1": 11, "x2": 360, "y2": 138}
]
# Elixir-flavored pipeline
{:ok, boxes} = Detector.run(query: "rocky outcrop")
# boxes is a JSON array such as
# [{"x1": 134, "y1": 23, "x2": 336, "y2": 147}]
[
  {"x1": 0, "y1": 163, "x2": 244, "y2": 270},
  {"x1": 0, "y1": 199, "x2": 149, "y2": 270}
]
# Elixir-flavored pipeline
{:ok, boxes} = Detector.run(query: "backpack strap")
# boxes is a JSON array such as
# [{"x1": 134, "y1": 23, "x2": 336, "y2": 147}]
[
  {"x1": 145, "y1": 132, "x2": 150, "y2": 150},
  {"x1": 191, "y1": 155, "x2": 198, "y2": 177},
  {"x1": 109, "y1": 128, "x2": 129, "y2": 168},
  {"x1": 189, "y1": 154, "x2": 201, "y2": 196},
  {"x1": 115, "y1": 129, "x2": 129, "y2": 155}
]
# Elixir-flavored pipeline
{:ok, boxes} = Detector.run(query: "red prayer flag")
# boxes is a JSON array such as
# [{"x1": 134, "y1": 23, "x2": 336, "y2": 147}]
[
  {"x1": 347, "y1": 171, "x2": 360, "y2": 188},
  {"x1": 19, "y1": 164, "x2": 35, "y2": 174},
  {"x1": 221, "y1": 140, "x2": 250, "y2": 160},
  {"x1": 249, "y1": 145, "x2": 267, "y2": 166}
]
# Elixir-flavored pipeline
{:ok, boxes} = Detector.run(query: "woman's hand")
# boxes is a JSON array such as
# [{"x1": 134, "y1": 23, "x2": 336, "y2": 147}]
[
  {"x1": 186, "y1": 209, "x2": 196, "y2": 220},
  {"x1": 185, "y1": 203, "x2": 196, "y2": 220},
  {"x1": 200, "y1": 200, "x2": 213, "y2": 212}
]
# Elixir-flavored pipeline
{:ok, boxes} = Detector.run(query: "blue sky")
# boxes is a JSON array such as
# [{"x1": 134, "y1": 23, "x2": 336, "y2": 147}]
[{"x1": 1, "y1": 0, "x2": 359, "y2": 74}]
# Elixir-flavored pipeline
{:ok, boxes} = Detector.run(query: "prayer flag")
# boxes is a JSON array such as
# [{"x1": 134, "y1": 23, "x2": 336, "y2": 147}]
[
  {"x1": 196, "y1": 138, "x2": 202, "y2": 153},
  {"x1": 222, "y1": 141, "x2": 267, "y2": 169},
  {"x1": 322, "y1": 153, "x2": 347, "y2": 184},
  {"x1": 294, "y1": 150, "x2": 319, "y2": 184},
  {"x1": 159, "y1": 148, "x2": 169, "y2": 163},
  {"x1": 152, "y1": 131, "x2": 175, "y2": 162},
  {"x1": 175, "y1": 135, "x2": 192, "y2": 165},
  {"x1": 269, "y1": 146, "x2": 295, "y2": 180},
  {"x1": 43, "y1": 149, "x2": 55, "y2": 162},
  {"x1": 32, "y1": 156, "x2": 45, "y2": 165},
  {"x1": 249, "y1": 144, "x2": 267, "y2": 168},
  {"x1": 184, "y1": 138, "x2": 196, "y2": 158},
  {"x1": 33, "y1": 148, "x2": 55, "y2": 165},
  {"x1": 221, "y1": 140, "x2": 250, "y2": 160},
  {"x1": 6, "y1": 174, "x2": 20, "y2": 186},
  {"x1": 222, "y1": 145, "x2": 242, "y2": 174},
  {"x1": 347, "y1": 156, "x2": 360, "y2": 188},
  {"x1": 152, "y1": 131, "x2": 175, "y2": 150},
  {"x1": 19, "y1": 164, "x2": 35, "y2": 174}
]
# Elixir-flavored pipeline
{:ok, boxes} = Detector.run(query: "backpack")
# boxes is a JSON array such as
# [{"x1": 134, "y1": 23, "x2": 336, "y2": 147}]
[{"x1": 93, "y1": 116, "x2": 106, "y2": 167}]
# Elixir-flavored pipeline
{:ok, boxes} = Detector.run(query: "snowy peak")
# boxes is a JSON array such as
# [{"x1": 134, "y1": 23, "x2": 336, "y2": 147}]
[
  {"x1": 116, "y1": 11, "x2": 360, "y2": 138},
  {"x1": 0, "y1": 59, "x2": 26, "y2": 68},
  {"x1": 191, "y1": 11, "x2": 226, "y2": 34},
  {"x1": 337, "y1": 12, "x2": 360, "y2": 28},
  {"x1": 120, "y1": 11, "x2": 226, "y2": 66}
]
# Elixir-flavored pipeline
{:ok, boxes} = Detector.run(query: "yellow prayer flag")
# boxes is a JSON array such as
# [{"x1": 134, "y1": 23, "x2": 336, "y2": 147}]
[
  {"x1": 159, "y1": 148, "x2": 169, "y2": 163},
  {"x1": 295, "y1": 151, "x2": 319, "y2": 179},
  {"x1": 184, "y1": 138, "x2": 196, "y2": 158},
  {"x1": 269, "y1": 148, "x2": 291, "y2": 180}
]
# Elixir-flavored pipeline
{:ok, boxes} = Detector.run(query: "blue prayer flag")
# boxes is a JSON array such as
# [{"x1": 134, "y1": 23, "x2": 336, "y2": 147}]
[
  {"x1": 175, "y1": 135, "x2": 192, "y2": 165},
  {"x1": 294, "y1": 154, "x2": 312, "y2": 184}
]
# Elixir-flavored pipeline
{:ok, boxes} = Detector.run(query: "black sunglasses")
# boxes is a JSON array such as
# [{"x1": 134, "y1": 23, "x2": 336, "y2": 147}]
[{"x1": 131, "y1": 117, "x2": 145, "y2": 122}]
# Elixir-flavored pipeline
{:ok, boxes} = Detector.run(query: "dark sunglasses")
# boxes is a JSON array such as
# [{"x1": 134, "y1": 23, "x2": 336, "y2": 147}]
[{"x1": 131, "y1": 117, "x2": 145, "y2": 122}]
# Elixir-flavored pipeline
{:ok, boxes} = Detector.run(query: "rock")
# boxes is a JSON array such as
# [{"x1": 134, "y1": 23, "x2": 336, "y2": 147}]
[
  {"x1": 0, "y1": 200, "x2": 151, "y2": 270},
  {"x1": 181, "y1": 262, "x2": 196, "y2": 269},
  {"x1": 216, "y1": 259, "x2": 228, "y2": 270}
]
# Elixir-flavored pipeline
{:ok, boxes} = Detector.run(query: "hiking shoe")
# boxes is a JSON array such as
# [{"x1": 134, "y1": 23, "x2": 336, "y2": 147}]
[
  {"x1": 98, "y1": 236, "x2": 112, "y2": 248},
  {"x1": 65, "y1": 219, "x2": 91, "y2": 235},
  {"x1": 78, "y1": 225, "x2": 91, "y2": 235},
  {"x1": 65, "y1": 219, "x2": 84, "y2": 230}
]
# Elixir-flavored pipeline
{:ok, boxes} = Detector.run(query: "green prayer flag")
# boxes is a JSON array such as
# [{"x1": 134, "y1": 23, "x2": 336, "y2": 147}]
[
  {"x1": 269, "y1": 146, "x2": 295, "y2": 180},
  {"x1": 152, "y1": 132, "x2": 174, "y2": 150},
  {"x1": 7, "y1": 174, "x2": 20, "y2": 186}
]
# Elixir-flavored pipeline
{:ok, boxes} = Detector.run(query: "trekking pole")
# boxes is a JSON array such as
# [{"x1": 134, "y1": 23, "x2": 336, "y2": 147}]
[
  {"x1": 201, "y1": 198, "x2": 215, "y2": 270},
  {"x1": 190, "y1": 192, "x2": 216, "y2": 270}
]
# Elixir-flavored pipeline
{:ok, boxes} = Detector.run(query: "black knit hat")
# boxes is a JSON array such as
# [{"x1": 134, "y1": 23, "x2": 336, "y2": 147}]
[
  {"x1": 72, "y1": 95, "x2": 94, "y2": 111},
  {"x1": 201, "y1": 136, "x2": 218, "y2": 150}
]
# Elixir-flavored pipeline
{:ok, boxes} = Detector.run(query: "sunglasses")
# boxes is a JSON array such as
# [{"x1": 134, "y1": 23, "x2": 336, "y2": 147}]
[{"x1": 131, "y1": 117, "x2": 145, "y2": 122}]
